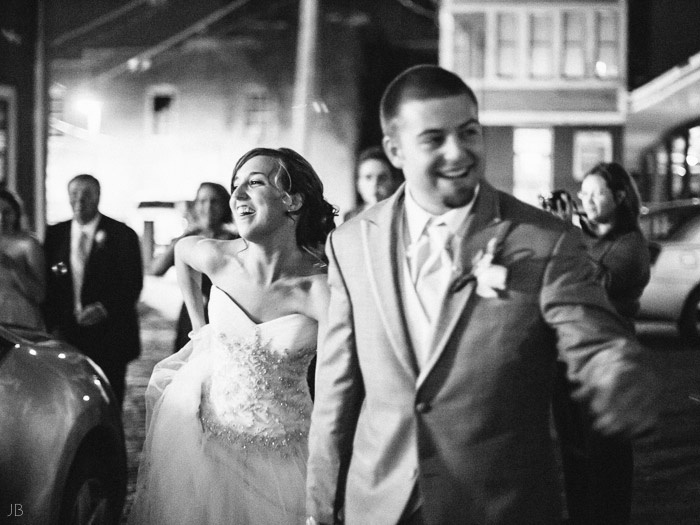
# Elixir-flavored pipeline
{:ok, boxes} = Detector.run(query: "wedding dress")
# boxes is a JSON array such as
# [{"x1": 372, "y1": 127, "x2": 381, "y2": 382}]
[{"x1": 128, "y1": 286, "x2": 317, "y2": 525}]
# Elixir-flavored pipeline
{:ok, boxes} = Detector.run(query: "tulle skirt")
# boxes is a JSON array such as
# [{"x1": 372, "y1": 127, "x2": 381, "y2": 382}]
[{"x1": 128, "y1": 326, "x2": 308, "y2": 525}]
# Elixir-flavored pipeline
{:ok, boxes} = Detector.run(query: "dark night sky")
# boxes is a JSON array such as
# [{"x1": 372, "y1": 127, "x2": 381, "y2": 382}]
[{"x1": 628, "y1": 0, "x2": 700, "y2": 89}]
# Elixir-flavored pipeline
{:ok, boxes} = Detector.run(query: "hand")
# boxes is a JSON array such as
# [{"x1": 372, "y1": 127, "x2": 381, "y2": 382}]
[
  {"x1": 588, "y1": 363, "x2": 661, "y2": 437},
  {"x1": 76, "y1": 302, "x2": 108, "y2": 326}
]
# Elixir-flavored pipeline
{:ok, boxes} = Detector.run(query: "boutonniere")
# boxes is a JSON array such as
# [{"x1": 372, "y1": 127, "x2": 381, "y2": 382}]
[
  {"x1": 450, "y1": 237, "x2": 508, "y2": 297},
  {"x1": 51, "y1": 261, "x2": 68, "y2": 276},
  {"x1": 94, "y1": 230, "x2": 107, "y2": 248}
]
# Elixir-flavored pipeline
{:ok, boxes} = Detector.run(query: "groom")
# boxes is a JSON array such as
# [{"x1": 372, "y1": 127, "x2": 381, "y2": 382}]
[{"x1": 306, "y1": 65, "x2": 659, "y2": 524}]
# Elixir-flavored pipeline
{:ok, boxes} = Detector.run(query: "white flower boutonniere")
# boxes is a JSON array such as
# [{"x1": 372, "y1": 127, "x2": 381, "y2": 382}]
[
  {"x1": 450, "y1": 236, "x2": 508, "y2": 297},
  {"x1": 94, "y1": 230, "x2": 107, "y2": 248},
  {"x1": 471, "y1": 237, "x2": 508, "y2": 298},
  {"x1": 51, "y1": 261, "x2": 68, "y2": 276}
]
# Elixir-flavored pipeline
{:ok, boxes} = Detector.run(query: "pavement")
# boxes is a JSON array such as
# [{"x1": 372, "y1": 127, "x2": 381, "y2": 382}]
[{"x1": 119, "y1": 276, "x2": 700, "y2": 524}]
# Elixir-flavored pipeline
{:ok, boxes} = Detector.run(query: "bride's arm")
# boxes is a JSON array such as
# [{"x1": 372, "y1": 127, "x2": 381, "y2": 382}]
[{"x1": 174, "y1": 236, "x2": 210, "y2": 330}]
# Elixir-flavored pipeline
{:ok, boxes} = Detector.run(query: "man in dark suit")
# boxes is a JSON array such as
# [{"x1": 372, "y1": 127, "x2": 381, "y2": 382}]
[
  {"x1": 44, "y1": 174, "x2": 142, "y2": 407},
  {"x1": 306, "y1": 65, "x2": 659, "y2": 524}
]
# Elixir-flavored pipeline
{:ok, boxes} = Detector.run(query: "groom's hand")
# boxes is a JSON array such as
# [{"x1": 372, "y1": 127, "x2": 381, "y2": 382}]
[{"x1": 586, "y1": 357, "x2": 662, "y2": 437}]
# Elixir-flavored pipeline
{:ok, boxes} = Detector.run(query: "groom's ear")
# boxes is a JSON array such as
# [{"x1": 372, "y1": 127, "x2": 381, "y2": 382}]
[{"x1": 383, "y1": 135, "x2": 404, "y2": 170}]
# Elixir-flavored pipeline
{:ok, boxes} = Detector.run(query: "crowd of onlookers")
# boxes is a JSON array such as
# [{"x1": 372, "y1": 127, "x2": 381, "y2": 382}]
[{"x1": 0, "y1": 145, "x2": 401, "y2": 402}]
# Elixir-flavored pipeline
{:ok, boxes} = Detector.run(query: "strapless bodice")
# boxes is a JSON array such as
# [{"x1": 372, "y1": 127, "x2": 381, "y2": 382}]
[{"x1": 198, "y1": 287, "x2": 317, "y2": 452}]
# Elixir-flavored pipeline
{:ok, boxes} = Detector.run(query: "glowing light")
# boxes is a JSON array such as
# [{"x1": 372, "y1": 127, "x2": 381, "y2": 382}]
[
  {"x1": 687, "y1": 155, "x2": 699, "y2": 166},
  {"x1": 673, "y1": 166, "x2": 687, "y2": 176},
  {"x1": 311, "y1": 101, "x2": 329, "y2": 113},
  {"x1": 75, "y1": 96, "x2": 102, "y2": 134},
  {"x1": 83, "y1": 395, "x2": 90, "y2": 402},
  {"x1": 58, "y1": 353, "x2": 66, "y2": 359},
  {"x1": 29, "y1": 349, "x2": 37, "y2": 356},
  {"x1": 595, "y1": 61, "x2": 608, "y2": 77}
]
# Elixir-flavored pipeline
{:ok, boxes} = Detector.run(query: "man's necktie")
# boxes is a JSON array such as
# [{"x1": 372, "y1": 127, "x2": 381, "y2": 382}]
[
  {"x1": 411, "y1": 219, "x2": 453, "y2": 323},
  {"x1": 73, "y1": 231, "x2": 90, "y2": 311}
]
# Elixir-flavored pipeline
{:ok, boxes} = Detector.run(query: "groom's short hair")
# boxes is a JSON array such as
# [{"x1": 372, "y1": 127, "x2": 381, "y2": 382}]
[{"x1": 379, "y1": 65, "x2": 478, "y2": 137}]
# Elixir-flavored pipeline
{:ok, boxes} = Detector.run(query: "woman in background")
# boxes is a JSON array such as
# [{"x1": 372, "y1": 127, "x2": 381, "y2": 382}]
[
  {"x1": 150, "y1": 182, "x2": 236, "y2": 351},
  {"x1": 554, "y1": 161, "x2": 650, "y2": 525},
  {"x1": 578, "y1": 162, "x2": 650, "y2": 326},
  {"x1": 0, "y1": 189, "x2": 45, "y2": 330}
]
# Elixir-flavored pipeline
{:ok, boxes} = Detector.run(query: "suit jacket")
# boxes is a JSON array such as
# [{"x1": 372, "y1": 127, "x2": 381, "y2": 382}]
[
  {"x1": 44, "y1": 214, "x2": 143, "y2": 365},
  {"x1": 306, "y1": 182, "x2": 656, "y2": 525}
]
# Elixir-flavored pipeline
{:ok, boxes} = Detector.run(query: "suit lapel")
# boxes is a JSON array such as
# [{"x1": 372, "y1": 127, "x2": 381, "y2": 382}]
[
  {"x1": 417, "y1": 183, "x2": 504, "y2": 388},
  {"x1": 361, "y1": 188, "x2": 418, "y2": 377},
  {"x1": 57, "y1": 221, "x2": 72, "y2": 265}
]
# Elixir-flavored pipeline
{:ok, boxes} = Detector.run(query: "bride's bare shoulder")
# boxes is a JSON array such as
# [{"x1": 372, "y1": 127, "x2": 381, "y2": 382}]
[{"x1": 176, "y1": 236, "x2": 243, "y2": 273}]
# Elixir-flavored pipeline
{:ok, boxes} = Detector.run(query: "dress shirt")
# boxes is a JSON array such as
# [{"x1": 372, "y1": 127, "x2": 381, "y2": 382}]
[
  {"x1": 402, "y1": 186, "x2": 477, "y2": 368},
  {"x1": 71, "y1": 214, "x2": 101, "y2": 310}
]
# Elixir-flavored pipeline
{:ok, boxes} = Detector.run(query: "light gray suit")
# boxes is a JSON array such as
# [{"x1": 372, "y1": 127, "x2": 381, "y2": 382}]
[{"x1": 307, "y1": 182, "x2": 657, "y2": 524}]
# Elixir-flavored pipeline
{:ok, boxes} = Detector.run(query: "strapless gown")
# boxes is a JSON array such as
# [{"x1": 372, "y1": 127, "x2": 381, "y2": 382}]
[{"x1": 128, "y1": 286, "x2": 317, "y2": 525}]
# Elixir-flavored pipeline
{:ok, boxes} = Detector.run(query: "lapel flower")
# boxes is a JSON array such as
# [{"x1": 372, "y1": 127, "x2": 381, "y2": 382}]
[
  {"x1": 94, "y1": 229, "x2": 107, "y2": 248},
  {"x1": 450, "y1": 236, "x2": 508, "y2": 297},
  {"x1": 51, "y1": 261, "x2": 68, "y2": 276},
  {"x1": 471, "y1": 237, "x2": 507, "y2": 298}
]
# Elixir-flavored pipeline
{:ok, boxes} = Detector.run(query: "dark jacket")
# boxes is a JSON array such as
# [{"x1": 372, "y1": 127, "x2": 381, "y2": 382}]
[{"x1": 44, "y1": 214, "x2": 143, "y2": 365}]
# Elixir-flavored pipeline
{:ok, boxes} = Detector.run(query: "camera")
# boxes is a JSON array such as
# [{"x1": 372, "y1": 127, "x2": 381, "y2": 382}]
[{"x1": 538, "y1": 190, "x2": 586, "y2": 220}]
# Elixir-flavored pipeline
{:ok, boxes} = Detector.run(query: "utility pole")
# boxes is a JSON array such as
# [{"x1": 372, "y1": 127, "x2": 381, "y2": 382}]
[
  {"x1": 292, "y1": 0, "x2": 319, "y2": 155},
  {"x1": 34, "y1": 0, "x2": 47, "y2": 237}
]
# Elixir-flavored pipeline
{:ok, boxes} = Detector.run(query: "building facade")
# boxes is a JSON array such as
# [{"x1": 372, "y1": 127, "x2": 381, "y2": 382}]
[
  {"x1": 46, "y1": 1, "x2": 364, "y2": 238},
  {"x1": 439, "y1": 0, "x2": 627, "y2": 205}
]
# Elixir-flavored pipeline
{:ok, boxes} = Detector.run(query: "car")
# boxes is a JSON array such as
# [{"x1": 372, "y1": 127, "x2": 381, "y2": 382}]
[
  {"x1": 638, "y1": 199, "x2": 700, "y2": 343},
  {"x1": 0, "y1": 323, "x2": 126, "y2": 524}
]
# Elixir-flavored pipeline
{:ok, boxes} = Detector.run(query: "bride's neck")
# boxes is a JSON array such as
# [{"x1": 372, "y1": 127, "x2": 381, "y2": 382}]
[{"x1": 244, "y1": 238, "x2": 304, "y2": 284}]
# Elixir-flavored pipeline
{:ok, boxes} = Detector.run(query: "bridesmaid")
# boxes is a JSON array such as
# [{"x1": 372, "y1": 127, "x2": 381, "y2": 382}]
[{"x1": 0, "y1": 189, "x2": 45, "y2": 330}]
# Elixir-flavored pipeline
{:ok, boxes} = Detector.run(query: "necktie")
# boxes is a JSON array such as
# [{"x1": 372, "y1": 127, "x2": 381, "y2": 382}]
[
  {"x1": 411, "y1": 219, "x2": 453, "y2": 322},
  {"x1": 73, "y1": 231, "x2": 90, "y2": 311}
]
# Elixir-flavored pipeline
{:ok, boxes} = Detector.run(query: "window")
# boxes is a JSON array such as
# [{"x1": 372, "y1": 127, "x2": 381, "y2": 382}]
[
  {"x1": 446, "y1": 6, "x2": 622, "y2": 83},
  {"x1": 529, "y1": 13, "x2": 553, "y2": 79},
  {"x1": 244, "y1": 90, "x2": 274, "y2": 128},
  {"x1": 454, "y1": 13, "x2": 485, "y2": 79},
  {"x1": 595, "y1": 12, "x2": 619, "y2": 78},
  {"x1": 687, "y1": 127, "x2": 700, "y2": 196},
  {"x1": 671, "y1": 135, "x2": 687, "y2": 199},
  {"x1": 562, "y1": 12, "x2": 586, "y2": 78},
  {"x1": 0, "y1": 86, "x2": 16, "y2": 189},
  {"x1": 152, "y1": 95, "x2": 173, "y2": 134},
  {"x1": 573, "y1": 131, "x2": 613, "y2": 181},
  {"x1": 0, "y1": 100, "x2": 7, "y2": 186},
  {"x1": 513, "y1": 128, "x2": 552, "y2": 206},
  {"x1": 496, "y1": 13, "x2": 518, "y2": 78},
  {"x1": 147, "y1": 86, "x2": 177, "y2": 135},
  {"x1": 48, "y1": 83, "x2": 66, "y2": 136}
]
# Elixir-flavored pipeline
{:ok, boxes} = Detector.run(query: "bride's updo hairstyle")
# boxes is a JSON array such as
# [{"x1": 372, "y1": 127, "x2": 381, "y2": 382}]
[{"x1": 231, "y1": 147, "x2": 337, "y2": 259}]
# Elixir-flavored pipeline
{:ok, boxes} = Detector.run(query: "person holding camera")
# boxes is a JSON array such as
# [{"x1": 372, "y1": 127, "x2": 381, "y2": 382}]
[{"x1": 551, "y1": 161, "x2": 651, "y2": 524}]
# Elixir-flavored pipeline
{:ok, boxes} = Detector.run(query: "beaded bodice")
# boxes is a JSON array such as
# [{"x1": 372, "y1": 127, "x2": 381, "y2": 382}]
[{"x1": 199, "y1": 287, "x2": 317, "y2": 452}]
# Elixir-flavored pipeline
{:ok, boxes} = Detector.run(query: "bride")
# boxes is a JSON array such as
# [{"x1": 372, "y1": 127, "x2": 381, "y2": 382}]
[{"x1": 128, "y1": 148, "x2": 336, "y2": 525}]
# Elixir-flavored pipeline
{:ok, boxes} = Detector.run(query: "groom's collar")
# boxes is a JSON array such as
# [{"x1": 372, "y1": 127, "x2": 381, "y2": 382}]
[{"x1": 404, "y1": 185, "x2": 479, "y2": 245}]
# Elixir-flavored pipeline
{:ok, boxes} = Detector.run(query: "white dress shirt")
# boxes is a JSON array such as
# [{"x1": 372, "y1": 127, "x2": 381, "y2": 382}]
[{"x1": 401, "y1": 187, "x2": 477, "y2": 369}]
